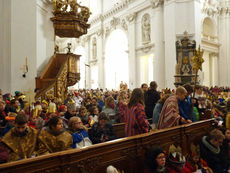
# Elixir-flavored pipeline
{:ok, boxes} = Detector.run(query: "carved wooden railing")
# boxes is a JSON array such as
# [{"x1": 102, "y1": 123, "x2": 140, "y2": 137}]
[
  {"x1": 35, "y1": 53, "x2": 80, "y2": 102},
  {"x1": 0, "y1": 119, "x2": 214, "y2": 173}
]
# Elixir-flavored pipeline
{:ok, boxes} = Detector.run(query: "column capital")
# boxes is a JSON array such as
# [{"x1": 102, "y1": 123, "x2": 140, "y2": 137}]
[
  {"x1": 126, "y1": 13, "x2": 137, "y2": 23},
  {"x1": 209, "y1": 52, "x2": 218, "y2": 57}
]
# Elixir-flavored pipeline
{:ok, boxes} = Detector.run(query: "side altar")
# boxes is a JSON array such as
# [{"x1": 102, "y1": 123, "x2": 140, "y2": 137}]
[{"x1": 174, "y1": 32, "x2": 197, "y2": 86}]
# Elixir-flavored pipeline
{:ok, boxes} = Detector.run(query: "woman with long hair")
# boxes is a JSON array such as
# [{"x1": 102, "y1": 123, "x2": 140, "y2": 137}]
[
  {"x1": 124, "y1": 88, "x2": 149, "y2": 137},
  {"x1": 117, "y1": 90, "x2": 128, "y2": 122}
]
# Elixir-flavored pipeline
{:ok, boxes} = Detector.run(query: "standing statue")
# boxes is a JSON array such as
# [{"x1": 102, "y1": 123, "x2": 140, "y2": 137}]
[
  {"x1": 92, "y1": 37, "x2": 97, "y2": 59},
  {"x1": 142, "y1": 14, "x2": 151, "y2": 44}
]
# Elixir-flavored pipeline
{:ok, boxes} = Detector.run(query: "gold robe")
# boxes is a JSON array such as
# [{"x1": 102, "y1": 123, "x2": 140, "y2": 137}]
[
  {"x1": 1, "y1": 126, "x2": 37, "y2": 162},
  {"x1": 37, "y1": 128, "x2": 73, "y2": 155}
]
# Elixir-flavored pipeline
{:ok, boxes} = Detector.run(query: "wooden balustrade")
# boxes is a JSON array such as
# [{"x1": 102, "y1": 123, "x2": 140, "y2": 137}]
[{"x1": 0, "y1": 119, "x2": 214, "y2": 173}]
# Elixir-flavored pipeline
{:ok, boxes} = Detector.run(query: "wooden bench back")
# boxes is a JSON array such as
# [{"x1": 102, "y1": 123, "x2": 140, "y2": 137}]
[{"x1": 0, "y1": 119, "x2": 214, "y2": 173}]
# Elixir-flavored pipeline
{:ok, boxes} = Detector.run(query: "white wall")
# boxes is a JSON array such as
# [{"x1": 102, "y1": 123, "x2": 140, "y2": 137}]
[
  {"x1": 0, "y1": 0, "x2": 37, "y2": 94},
  {"x1": 10, "y1": 0, "x2": 37, "y2": 93},
  {"x1": 0, "y1": 0, "x2": 11, "y2": 93},
  {"x1": 36, "y1": 0, "x2": 54, "y2": 76}
]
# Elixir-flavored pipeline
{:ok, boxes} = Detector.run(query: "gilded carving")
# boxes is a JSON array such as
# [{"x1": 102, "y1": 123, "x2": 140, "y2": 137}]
[
  {"x1": 76, "y1": 156, "x2": 102, "y2": 173},
  {"x1": 57, "y1": 62, "x2": 68, "y2": 100},
  {"x1": 51, "y1": 0, "x2": 91, "y2": 38}
]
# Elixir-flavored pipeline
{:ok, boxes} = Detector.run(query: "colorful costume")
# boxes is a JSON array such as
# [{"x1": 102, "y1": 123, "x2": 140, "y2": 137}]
[
  {"x1": 69, "y1": 129, "x2": 92, "y2": 149},
  {"x1": 157, "y1": 95, "x2": 181, "y2": 129},
  {"x1": 124, "y1": 103, "x2": 149, "y2": 137},
  {"x1": 1, "y1": 126, "x2": 37, "y2": 162},
  {"x1": 37, "y1": 127, "x2": 73, "y2": 155}
]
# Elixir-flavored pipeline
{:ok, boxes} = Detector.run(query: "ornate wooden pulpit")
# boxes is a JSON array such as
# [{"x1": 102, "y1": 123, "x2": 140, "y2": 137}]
[
  {"x1": 35, "y1": 0, "x2": 90, "y2": 101},
  {"x1": 35, "y1": 53, "x2": 80, "y2": 101}
]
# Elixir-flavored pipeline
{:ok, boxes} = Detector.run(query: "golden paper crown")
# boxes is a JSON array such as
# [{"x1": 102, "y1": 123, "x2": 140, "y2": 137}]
[
  {"x1": 190, "y1": 143, "x2": 200, "y2": 156},
  {"x1": 48, "y1": 102, "x2": 56, "y2": 113}
]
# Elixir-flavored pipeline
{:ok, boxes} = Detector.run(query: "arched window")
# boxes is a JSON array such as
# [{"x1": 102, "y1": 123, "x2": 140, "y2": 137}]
[
  {"x1": 202, "y1": 17, "x2": 216, "y2": 38},
  {"x1": 105, "y1": 29, "x2": 128, "y2": 90}
]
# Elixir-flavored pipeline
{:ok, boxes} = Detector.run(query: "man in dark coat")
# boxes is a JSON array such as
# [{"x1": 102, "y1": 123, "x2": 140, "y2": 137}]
[
  {"x1": 200, "y1": 129, "x2": 229, "y2": 173},
  {"x1": 145, "y1": 81, "x2": 160, "y2": 118}
]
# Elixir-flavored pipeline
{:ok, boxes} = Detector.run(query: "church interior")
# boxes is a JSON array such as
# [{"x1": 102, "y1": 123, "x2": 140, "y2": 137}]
[{"x1": 0, "y1": 0, "x2": 230, "y2": 172}]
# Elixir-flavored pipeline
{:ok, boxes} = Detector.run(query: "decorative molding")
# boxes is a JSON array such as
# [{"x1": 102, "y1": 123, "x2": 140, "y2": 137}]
[
  {"x1": 121, "y1": 19, "x2": 128, "y2": 31},
  {"x1": 105, "y1": 26, "x2": 111, "y2": 38},
  {"x1": 217, "y1": 6, "x2": 230, "y2": 16},
  {"x1": 202, "y1": 0, "x2": 218, "y2": 16},
  {"x1": 201, "y1": 38, "x2": 220, "y2": 53},
  {"x1": 110, "y1": 17, "x2": 120, "y2": 29},
  {"x1": 149, "y1": 0, "x2": 164, "y2": 8},
  {"x1": 209, "y1": 52, "x2": 218, "y2": 57},
  {"x1": 176, "y1": 31, "x2": 194, "y2": 39},
  {"x1": 126, "y1": 13, "x2": 137, "y2": 23},
  {"x1": 96, "y1": 28, "x2": 104, "y2": 36},
  {"x1": 89, "y1": 59, "x2": 98, "y2": 66},
  {"x1": 136, "y1": 43, "x2": 155, "y2": 53},
  {"x1": 89, "y1": 0, "x2": 135, "y2": 25},
  {"x1": 202, "y1": 0, "x2": 230, "y2": 16}
]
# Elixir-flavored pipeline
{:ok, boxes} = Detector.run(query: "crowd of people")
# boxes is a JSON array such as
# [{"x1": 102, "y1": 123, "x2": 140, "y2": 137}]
[{"x1": 0, "y1": 82, "x2": 230, "y2": 172}]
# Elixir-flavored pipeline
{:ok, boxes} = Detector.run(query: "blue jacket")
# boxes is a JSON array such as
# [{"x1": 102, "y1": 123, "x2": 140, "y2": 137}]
[
  {"x1": 178, "y1": 96, "x2": 192, "y2": 120},
  {"x1": 71, "y1": 129, "x2": 90, "y2": 149}
]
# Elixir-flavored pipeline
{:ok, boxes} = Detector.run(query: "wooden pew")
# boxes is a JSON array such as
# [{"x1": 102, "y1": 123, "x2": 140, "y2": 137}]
[{"x1": 0, "y1": 119, "x2": 214, "y2": 173}]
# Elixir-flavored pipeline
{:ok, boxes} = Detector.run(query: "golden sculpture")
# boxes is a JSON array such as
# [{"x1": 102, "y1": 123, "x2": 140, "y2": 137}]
[
  {"x1": 51, "y1": 0, "x2": 91, "y2": 38},
  {"x1": 191, "y1": 45, "x2": 204, "y2": 111},
  {"x1": 191, "y1": 45, "x2": 204, "y2": 72}
]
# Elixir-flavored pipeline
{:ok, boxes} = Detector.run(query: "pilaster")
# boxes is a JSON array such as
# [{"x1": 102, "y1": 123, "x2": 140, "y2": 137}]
[
  {"x1": 152, "y1": 6, "x2": 165, "y2": 89},
  {"x1": 218, "y1": 0, "x2": 230, "y2": 86},
  {"x1": 126, "y1": 13, "x2": 137, "y2": 89}
]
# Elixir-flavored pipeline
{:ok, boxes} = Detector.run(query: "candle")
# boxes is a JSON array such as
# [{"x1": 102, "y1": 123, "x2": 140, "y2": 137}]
[{"x1": 54, "y1": 0, "x2": 56, "y2": 10}]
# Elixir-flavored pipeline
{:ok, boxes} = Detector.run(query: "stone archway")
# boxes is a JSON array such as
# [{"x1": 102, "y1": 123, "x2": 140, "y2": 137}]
[{"x1": 201, "y1": 17, "x2": 218, "y2": 87}]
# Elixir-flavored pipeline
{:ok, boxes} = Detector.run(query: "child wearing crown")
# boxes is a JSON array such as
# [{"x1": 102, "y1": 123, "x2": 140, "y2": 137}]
[{"x1": 183, "y1": 144, "x2": 213, "y2": 173}]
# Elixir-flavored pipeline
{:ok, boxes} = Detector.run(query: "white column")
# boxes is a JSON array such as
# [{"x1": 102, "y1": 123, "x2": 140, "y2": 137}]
[
  {"x1": 126, "y1": 13, "x2": 137, "y2": 89},
  {"x1": 164, "y1": 2, "x2": 176, "y2": 89},
  {"x1": 212, "y1": 54, "x2": 219, "y2": 86},
  {"x1": 97, "y1": 27, "x2": 105, "y2": 89},
  {"x1": 152, "y1": 6, "x2": 165, "y2": 89},
  {"x1": 85, "y1": 37, "x2": 91, "y2": 89},
  {"x1": 218, "y1": 1, "x2": 230, "y2": 86},
  {"x1": 83, "y1": 36, "x2": 90, "y2": 89}
]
